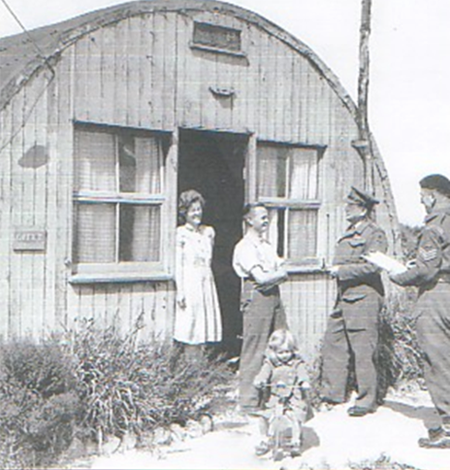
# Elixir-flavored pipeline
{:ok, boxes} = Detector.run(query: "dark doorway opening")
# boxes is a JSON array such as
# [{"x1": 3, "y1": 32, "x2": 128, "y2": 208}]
[{"x1": 178, "y1": 129, "x2": 247, "y2": 357}]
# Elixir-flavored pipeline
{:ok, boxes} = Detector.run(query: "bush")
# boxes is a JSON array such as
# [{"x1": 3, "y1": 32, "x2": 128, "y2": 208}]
[
  {"x1": 399, "y1": 223, "x2": 421, "y2": 261},
  {"x1": 378, "y1": 287, "x2": 424, "y2": 396},
  {"x1": 0, "y1": 317, "x2": 234, "y2": 468},
  {"x1": 377, "y1": 222, "x2": 425, "y2": 395},
  {"x1": 304, "y1": 348, "x2": 323, "y2": 410},
  {"x1": 72, "y1": 316, "x2": 234, "y2": 443},
  {"x1": 0, "y1": 339, "x2": 80, "y2": 468}
]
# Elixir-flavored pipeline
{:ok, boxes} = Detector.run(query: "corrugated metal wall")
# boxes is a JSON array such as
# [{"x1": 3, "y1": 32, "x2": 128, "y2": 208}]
[{"x1": 0, "y1": 8, "x2": 392, "y2": 355}]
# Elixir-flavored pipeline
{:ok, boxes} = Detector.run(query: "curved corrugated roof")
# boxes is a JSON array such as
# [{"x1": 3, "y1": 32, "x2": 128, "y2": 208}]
[
  {"x1": 0, "y1": 0, "x2": 358, "y2": 116},
  {"x1": 0, "y1": 0, "x2": 399, "y2": 244}
]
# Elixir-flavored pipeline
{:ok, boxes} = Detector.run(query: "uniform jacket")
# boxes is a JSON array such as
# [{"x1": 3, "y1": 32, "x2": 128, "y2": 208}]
[
  {"x1": 391, "y1": 206, "x2": 450, "y2": 291},
  {"x1": 334, "y1": 218, "x2": 388, "y2": 302}
]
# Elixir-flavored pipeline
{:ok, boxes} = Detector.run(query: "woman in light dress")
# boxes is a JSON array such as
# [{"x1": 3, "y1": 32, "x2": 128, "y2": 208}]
[{"x1": 174, "y1": 189, "x2": 222, "y2": 357}]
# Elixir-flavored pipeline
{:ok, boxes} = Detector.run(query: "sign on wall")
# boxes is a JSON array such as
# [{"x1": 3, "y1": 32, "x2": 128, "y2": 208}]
[{"x1": 13, "y1": 228, "x2": 47, "y2": 252}]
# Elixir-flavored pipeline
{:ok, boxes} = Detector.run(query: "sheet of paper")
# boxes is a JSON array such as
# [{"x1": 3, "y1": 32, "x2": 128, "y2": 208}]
[{"x1": 362, "y1": 251, "x2": 408, "y2": 274}]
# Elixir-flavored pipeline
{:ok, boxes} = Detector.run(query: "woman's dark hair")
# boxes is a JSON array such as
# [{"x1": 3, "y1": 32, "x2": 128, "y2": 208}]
[{"x1": 178, "y1": 189, "x2": 206, "y2": 224}]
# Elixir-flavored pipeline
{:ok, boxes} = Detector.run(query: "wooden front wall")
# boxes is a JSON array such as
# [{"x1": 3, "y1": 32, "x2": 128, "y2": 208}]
[{"x1": 0, "y1": 8, "x2": 392, "y2": 355}]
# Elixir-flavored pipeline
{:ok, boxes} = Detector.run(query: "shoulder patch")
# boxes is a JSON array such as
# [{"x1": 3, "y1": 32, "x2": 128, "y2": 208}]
[{"x1": 419, "y1": 247, "x2": 438, "y2": 261}]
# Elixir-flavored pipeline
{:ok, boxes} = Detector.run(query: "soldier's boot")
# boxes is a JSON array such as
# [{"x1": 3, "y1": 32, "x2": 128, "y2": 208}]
[{"x1": 418, "y1": 426, "x2": 450, "y2": 448}]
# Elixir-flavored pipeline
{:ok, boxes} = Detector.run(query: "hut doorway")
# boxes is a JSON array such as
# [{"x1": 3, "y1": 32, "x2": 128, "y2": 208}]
[{"x1": 178, "y1": 129, "x2": 247, "y2": 356}]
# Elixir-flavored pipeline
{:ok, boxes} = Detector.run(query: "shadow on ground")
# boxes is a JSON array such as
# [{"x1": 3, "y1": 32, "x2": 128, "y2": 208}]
[
  {"x1": 302, "y1": 426, "x2": 320, "y2": 453},
  {"x1": 384, "y1": 399, "x2": 440, "y2": 429}
]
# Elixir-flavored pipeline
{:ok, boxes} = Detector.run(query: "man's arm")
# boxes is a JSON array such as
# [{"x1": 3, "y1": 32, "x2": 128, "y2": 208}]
[
  {"x1": 390, "y1": 226, "x2": 443, "y2": 286},
  {"x1": 250, "y1": 265, "x2": 288, "y2": 288},
  {"x1": 334, "y1": 228, "x2": 388, "y2": 281}
]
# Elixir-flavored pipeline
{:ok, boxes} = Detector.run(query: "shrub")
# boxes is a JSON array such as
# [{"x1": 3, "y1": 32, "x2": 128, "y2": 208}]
[
  {"x1": 378, "y1": 287, "x2": 423, "y2": 396},
  {"x1": 72, "y1": 317, "x2": 233, "y2": 443},
  {"x1": 0, "y1": 339, "x2": 80, "y2": 468},
  {"x1": 0, "y1": 318, "x2": 234, "y2": 468},
  {"x1": 399, "y1": 223, "x2": 421, "y2": 261},
  {"x1": 304, "y1": 348, "x2": 323, "y2": 410},
  {"x1": 2, "y1": 338, "x2": 77, "y2": 398}
]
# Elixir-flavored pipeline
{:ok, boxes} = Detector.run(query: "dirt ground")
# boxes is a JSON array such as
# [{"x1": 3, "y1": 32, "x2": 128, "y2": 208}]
[{"x1": 70, "y1": 386, "x2": 450, "y2": 470}]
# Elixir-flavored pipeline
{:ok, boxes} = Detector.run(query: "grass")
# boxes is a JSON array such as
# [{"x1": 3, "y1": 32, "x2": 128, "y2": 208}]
[{"x1": 0, "y1": 315, "x2": 234, "y2": 468}]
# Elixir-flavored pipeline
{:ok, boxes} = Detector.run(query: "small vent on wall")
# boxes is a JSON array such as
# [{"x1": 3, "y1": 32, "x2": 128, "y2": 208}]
[{"x1": 193, "y1": 22, "x2": 241, "y2": 52}]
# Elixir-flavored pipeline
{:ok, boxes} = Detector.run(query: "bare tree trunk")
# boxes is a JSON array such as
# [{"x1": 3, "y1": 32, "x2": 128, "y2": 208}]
[
  {"x1": 358, "y1": 0, "x2": 372, "y2": 139},
  {"x1": 354, "y1": 0, "x2": 374, "y2": 191}
]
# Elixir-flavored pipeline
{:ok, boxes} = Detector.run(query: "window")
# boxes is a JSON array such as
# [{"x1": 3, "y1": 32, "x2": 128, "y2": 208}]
[
  {"x1": 72, "y1": 124, "x2": 170, "y2": 279},
  {"x1": 191, "y1": 22, "x2": 244, "y2": 57},
  {"x1": 257, "y1": 143, "x2": 321, "y2": 266}
]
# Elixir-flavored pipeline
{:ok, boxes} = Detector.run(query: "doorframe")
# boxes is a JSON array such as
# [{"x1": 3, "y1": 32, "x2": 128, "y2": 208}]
[
  {"x1": 245, "y1": 132, "x2": 257, "y2": 203},
  {"x1": 175, "y1": 126, "x2": 251, "y2": 354}
]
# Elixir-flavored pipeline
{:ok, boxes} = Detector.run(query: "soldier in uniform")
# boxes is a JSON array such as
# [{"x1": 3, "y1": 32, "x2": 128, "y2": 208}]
[
  {"x1": 390, "y1": 174, "x2": 450, "y2": 448},
  {"x1": 321, "y1": 186, "x2": 388, "y2": 417}
]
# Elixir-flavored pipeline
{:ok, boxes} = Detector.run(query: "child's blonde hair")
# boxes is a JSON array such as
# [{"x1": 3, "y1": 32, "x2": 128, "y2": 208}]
[{"x1": 265, "y1": 329, "x2": 301, "y2": 366}]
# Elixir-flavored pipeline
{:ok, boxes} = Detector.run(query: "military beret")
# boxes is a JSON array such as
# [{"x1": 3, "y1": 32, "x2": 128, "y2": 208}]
[
  {"x1": 345, "y1": 186, "x2": 379, "y2": 209},
  {"x1": 419, "y1": 174, "x2": 450, "y2": 197}
]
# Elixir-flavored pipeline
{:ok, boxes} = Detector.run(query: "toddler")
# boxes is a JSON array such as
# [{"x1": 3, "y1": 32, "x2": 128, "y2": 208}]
[{"x1": 253, "y1": 329, "x2": 312, "y2": 457}]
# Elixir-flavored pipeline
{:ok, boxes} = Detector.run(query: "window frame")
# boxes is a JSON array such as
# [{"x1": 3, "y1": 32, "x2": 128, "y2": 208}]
[
  {"x1": 70, "y1": 122, "x2": 174, "y2": 284},
  {"x1": 255, "y1": 140, "x2": 325, "y2": 272},
  {"x1": 189, "y1": 21, "x2": 247, "y2": 58}
]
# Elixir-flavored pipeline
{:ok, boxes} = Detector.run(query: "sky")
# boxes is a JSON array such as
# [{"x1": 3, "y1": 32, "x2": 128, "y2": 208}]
[{"x1": 1, "y1": 0, "x2": 449, "y2": 226}]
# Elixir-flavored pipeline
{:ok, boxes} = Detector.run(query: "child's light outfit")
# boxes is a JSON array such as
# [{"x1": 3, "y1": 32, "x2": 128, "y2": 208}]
[
  {"x1": 174, "y1": 224, "x2": 222, "y2": 344},
  {"x1": 254, "y1": 356, "x2": 312, "y2": 453}
]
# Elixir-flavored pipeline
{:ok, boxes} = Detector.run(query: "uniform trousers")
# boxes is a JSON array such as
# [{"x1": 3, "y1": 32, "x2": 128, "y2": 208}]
[
  {"x1": 239, "y1": 280, "x2": 287, "y2": 410},
  {"x1": 416, "y1": 282, "x2": 450, "y2": 427},
  {"x1": 321, "y1": 293, "x2": 380, "y2": 409}
]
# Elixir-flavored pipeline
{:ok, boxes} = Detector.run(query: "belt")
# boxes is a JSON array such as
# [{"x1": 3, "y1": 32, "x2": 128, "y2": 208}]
[{"x1": 243, "y1": 277, "x2": 278, "y2": 294}]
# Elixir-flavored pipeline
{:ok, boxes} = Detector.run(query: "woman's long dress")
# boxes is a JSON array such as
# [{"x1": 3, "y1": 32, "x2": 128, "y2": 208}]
[{"x1": 174, "y1": 224, "x2": 222, "y2": 344}]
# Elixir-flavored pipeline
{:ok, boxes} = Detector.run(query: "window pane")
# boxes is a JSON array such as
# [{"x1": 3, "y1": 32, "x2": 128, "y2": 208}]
[
  {"x1": 75, "y1": 129, "x2": 116, "y2": 192},
  {"x1": 289, "y1": 148, "x2": 318, "y2": 200},
  {"x1": 135, "y1": 136, "x2": 163, "y2": 193},
  {"x1": 257, "y1": 145, "x2": 288, "y2": 198},
  {"x1": 119, "y1": 205, "x2": 160, "y2": 262},
  {"x1": 118, "y1": 134, "x2": 136, "y2": 193},
  {"x1": 119, "y1": 135, "x2": 163, "y2": 194},
  {"x1": 73, "y1": 203, "x2": 116, "y2": 263},
  {"x1": 287, "y1": 209, "x2": 318, "y2": 259},
  {"x1": 266, "y1": 208, "x2": 285, "y2": 257}
]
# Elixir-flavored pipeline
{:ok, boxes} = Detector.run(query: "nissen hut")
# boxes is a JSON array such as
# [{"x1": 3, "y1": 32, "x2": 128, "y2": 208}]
[{"x1": 0, "y1": 0, "x2": 399, "y2": 355}]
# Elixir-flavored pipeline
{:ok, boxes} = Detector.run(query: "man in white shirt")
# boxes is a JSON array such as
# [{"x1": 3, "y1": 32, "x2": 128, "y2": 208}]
[{"x1": 233, "y1": 202, "x2": 288, "y2": 411}]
